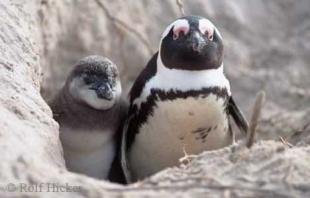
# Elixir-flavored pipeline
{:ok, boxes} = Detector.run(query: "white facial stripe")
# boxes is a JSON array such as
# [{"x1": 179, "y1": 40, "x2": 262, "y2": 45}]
[
  {"x1": 161, "y1": 19, "x2": 189, "y2": 39},
  {"x1": 162, "y1": 18, "x2": 222, "y2": 40},
  {"x1": 199, "y1": 18, "x2": 222, "y2": 40},
  {"x1": 160, "y1": 17, "x2": 222, "y2": 53},
  {"x1": 133, "y1": 55, "x2": 230, "y2": 108},
  {"x1": 199, "y1": 18, "x2": 214, "y2": 35}
]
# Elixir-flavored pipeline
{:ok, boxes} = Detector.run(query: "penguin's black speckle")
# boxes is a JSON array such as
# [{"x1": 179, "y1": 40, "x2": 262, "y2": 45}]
[
  {"x1": 201, "y1": 134, "x2": 208, "y2": 140},
  {"x1": 192, "y1": 127, "x2": 207, "y2": 134},
  {"x1": 193, "y1": 126, "x2": 213, "y2": 141}
]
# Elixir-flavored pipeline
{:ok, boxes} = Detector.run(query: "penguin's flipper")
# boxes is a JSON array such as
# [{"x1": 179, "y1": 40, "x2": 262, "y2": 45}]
[
  {"x1": 228, "y1": 96, "x2": 249, "y2": 135},
  {"x1": 108, "y1": 100, "x2": 129, "y2": 184},
  {"x1": 120, "y1": 52, "x2": 159, "y2": 183},
  {"x1": 120, "y1": 115, "x2": 133, "y2": 184}
]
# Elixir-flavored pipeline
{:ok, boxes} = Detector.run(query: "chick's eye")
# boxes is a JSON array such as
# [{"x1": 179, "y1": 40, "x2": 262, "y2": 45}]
[{"x1": 84, "y1": 76, "x2": 94, "y2": 84}]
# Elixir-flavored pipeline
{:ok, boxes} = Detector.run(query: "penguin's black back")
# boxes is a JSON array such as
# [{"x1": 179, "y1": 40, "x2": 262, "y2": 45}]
[{"x1": 125, "y1": 53, "x2": 158, "y2": 150}]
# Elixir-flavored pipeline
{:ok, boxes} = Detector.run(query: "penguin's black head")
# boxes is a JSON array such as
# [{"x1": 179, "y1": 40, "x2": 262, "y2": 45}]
[
  {"x1": 68, "y1": 55, "x2": 121, "y2": 110},
  {"x1": 159, "y1": 15, "x2": 224, "y2": 70}
]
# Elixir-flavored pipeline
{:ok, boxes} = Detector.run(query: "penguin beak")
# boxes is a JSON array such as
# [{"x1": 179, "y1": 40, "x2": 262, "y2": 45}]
[
  {"x1": 189, "y1": 31, "x2": 206, "y2": 53},
  {"x1": 90, "y1": 82, "x2": 113, "y2": 100}
]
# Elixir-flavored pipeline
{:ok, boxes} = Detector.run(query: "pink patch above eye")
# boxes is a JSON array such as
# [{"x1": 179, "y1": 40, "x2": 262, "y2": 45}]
[
  {"x1": 199, "y1": 21, "x2": 215, "y2": 41},
  {"x1": 173, "y1": 25, "x2": 189, "y2": 40}
]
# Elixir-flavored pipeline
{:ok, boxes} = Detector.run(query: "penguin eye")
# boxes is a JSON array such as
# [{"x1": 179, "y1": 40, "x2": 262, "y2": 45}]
[
  {"x1": 84, "y1": 76, "x2": 95, "y2": 85},
  {"x1": 173, "y1": 30, "x2": 185, "y2": 40},
  {"x1": 173, "y1": 25, "x2": 189, "y2": 40},
  {"x1": 209, "y1": 34, "x2": 213, "y2": 41},
  {"x1": 204, "y1": 30, "x2": 214, "y2": 41}
]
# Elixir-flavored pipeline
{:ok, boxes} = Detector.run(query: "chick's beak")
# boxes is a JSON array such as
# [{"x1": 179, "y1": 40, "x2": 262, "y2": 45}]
[{"x1": 90, "y1": 82, "x2": 113, "y2": 100}]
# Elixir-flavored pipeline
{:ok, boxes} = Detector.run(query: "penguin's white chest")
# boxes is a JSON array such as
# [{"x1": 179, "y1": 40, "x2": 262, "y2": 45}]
[
  {"x1": 60, "y1": 129, "x2": 115, "y2": 179},
  {"x1": 129, "y1": 94, "x2": 231, "y2": 179}
]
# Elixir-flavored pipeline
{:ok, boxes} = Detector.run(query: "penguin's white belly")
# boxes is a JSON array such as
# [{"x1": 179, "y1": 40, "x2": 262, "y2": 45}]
[
  {"x1": 129, "y1": 94, "x2": 231, "y2": 179},
  {"x1": 60, "y1": 129, "x2": 115, "y2": 179}
]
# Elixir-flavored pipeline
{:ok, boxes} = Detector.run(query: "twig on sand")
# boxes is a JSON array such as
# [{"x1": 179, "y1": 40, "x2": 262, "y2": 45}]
[
  {"x1": 94, "y1": 0, "x2": 154, "y2": 56},
  {"x1": 246, "y1": 91, "x2": 266, "y2": 148},
  {"x1": 179, "y1": 145, "x2": 197, "y2": 165},
  {"x1": 279, "y1": 136, "x2": 293, "y2": 148},
  {"x1": 176, "y1": 0, "x2": 186, "y2": 17}
]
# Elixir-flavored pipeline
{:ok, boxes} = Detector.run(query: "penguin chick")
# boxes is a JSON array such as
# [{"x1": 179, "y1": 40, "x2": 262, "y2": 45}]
[
  {"x1": 121, "y1": 16, "x2": 248, "y2": 182},
  {"x1": 50, "y1": 55, "x2": 123, "y2": 180}
]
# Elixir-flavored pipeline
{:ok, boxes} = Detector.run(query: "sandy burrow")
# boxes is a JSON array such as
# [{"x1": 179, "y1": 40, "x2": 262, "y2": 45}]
[{"x1": 0, "y1": 0, "x2": 309, "y2": 197}]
